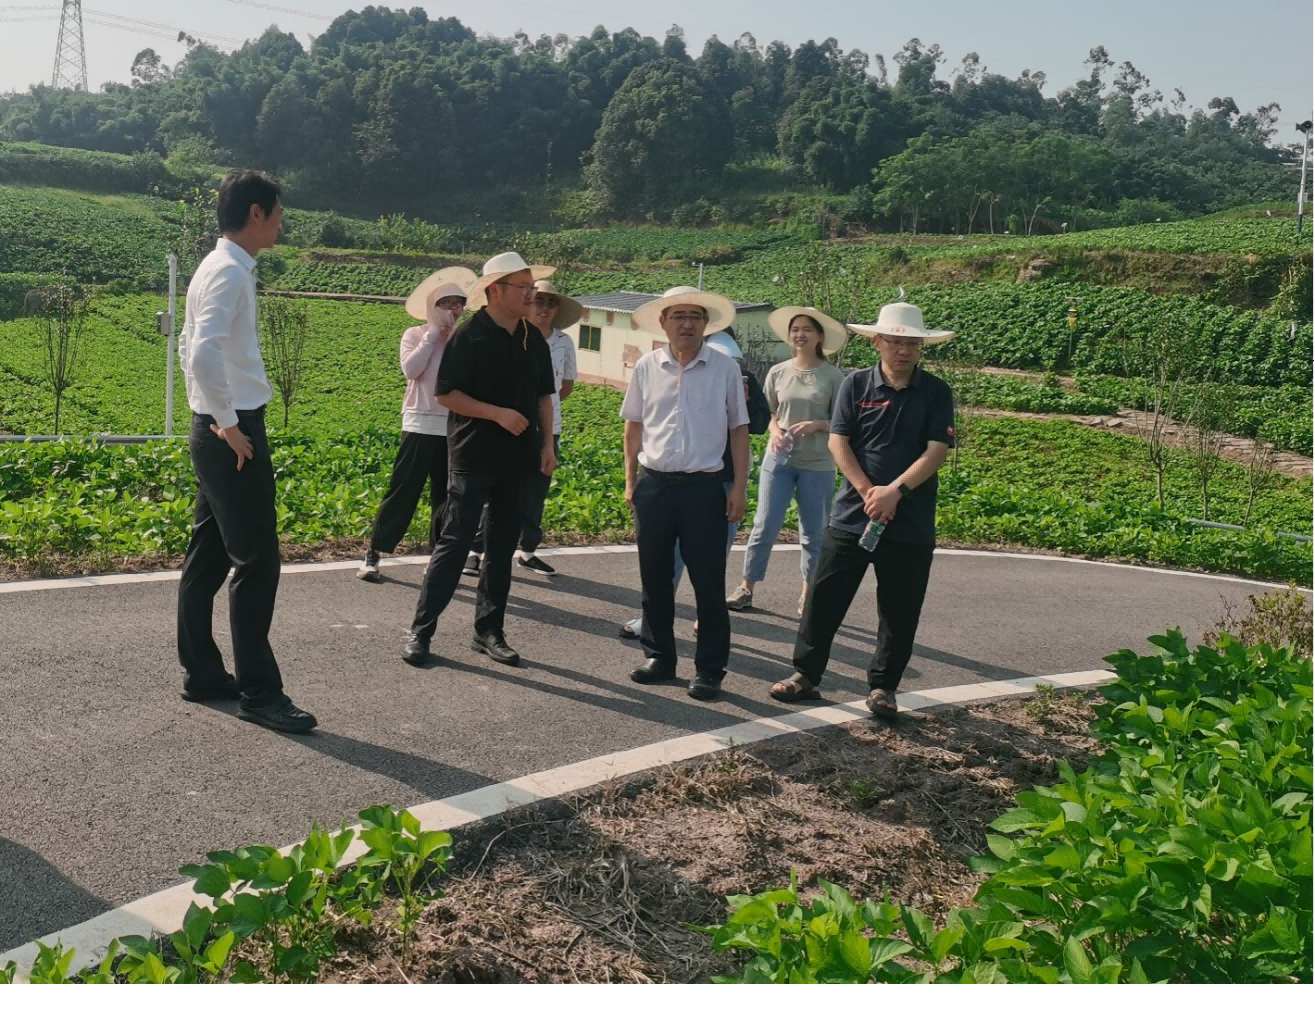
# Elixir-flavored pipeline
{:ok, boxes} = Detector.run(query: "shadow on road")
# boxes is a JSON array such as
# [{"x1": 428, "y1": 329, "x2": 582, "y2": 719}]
[{"x1": 0, "y1": 836, "x2": 115, "y2": 951}]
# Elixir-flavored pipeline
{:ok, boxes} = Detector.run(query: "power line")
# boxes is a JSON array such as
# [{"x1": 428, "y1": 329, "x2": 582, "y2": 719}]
[
  {"x1": 220, "y1": 0, "x2": 331, "y2": 20},
  {"x1": 84, "y1": 7, "x2": 245, "y2": 44}
]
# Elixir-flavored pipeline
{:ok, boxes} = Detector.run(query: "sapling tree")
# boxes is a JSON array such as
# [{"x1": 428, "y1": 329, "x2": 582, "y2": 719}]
[
  {"x1": 1186, "y1": 383, "x2": 1234, "y2": 520},
  {"x1": 34, "y1": 274, "x2": 89, "y2": 434},
  {"x1": 1109, "y1": 310, "x2": 1211, "y2": 506},
  {"x1": 259, "y1": 297, "x2": 310, "y2": 430}
]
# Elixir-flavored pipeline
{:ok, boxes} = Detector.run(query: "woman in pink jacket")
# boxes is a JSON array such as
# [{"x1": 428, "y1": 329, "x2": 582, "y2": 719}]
[{"x1": 358, "y1": 267, "x2": 476, "y2": 581}]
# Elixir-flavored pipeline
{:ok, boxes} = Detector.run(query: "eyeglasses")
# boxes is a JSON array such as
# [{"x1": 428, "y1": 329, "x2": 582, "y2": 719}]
[
  {"x1": 497, "y1": 281, "x2": 537, "y2": 295},
  {"x1": 532, "y1": 296, "x2": 560, "y2": 308},
  {"x1": 878, "y1": 336, "x2": 923, "y2": 350},
  {"x1": 666, "y1": 313, "x2": 707, "y2": 325}
]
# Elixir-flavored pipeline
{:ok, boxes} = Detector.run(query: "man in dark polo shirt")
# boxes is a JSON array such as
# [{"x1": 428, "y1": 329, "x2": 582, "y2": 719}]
[
  {"x1": 403, "y1": 252, "x2": 556, "y2": 668},
  {"x1": 768, "y1": 302, "x2": 956, "y2": 719}
]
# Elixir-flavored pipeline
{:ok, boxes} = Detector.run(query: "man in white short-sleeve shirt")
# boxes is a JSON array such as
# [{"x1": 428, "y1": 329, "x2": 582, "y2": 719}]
[{"x1": 620, "y1": 286, "x2": 749, "y2": 701}]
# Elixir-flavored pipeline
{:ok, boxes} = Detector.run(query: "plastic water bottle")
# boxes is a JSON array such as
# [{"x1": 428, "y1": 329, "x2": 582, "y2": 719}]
[
  {"x1": 766, "y1": 430, "x2": 794, "y2": 471},
  {"x1": 859, "y1": 518, "x2": 886, "y2": 551}
]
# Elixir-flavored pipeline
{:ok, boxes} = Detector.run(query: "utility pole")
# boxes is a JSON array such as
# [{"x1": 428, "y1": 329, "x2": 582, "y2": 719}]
[
  {"x1": 1296, "y1": 120, "x2": 1312, "y2": 234},
  {"x1": 51, "y1": 1, "x2": 88, "y2": 92}
]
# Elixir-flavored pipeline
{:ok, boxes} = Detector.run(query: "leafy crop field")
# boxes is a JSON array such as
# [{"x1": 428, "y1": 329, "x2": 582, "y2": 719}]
[
  {"x1": 2, "y1": 386, "x2": 1309, "y2": 582},
  {"x1": 0, "y1": 184, "x2": 174, "y2": 287},
  {"x1": 898, "y1": 216, "x2": 1314, "y2": 259}
]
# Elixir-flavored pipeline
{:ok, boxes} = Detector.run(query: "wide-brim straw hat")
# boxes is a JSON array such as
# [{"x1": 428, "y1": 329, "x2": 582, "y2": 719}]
[
  {"x1": 466, "y1": 251, "x2": 555, "y2": 310},
  {"x1": 404, "y1": 266, "x2": 478, "y2": 321},
  {"x1": 848, "y1": 302, "x2": 955, "y2": 344},
  {"x1": 704, "y1": 330, "x2": 742, "y2": 360},
  {"x1": 769, "y1": 306, "x2": 848, "y2": 357},
  {"x1": 533, "y1": 279, "x2": 583, "y2": 330},
  {"x1": 631, "y1": 285, "x2": 736, "y2": 337}
]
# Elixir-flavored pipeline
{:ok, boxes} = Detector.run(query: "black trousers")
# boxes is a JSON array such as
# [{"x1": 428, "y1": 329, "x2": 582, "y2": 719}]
[
  {"x1": 411, "y1": 470, "x2": 527, "y2": 642},
  {"x1": 177, "y1": 409, "x2": 284, "y2": 708},
  {"x1": 471, "y1": 435, "x2": 558, "y2": 556},
  {"x1": 793, "y1": 527, "x2": 935, "y2": 692},
  {"x1": 634, "y1": 470, "x2": 732, "y2": 679},
  {"x1": 368, "y1": 431, "x2": 448, "y2": 553}
]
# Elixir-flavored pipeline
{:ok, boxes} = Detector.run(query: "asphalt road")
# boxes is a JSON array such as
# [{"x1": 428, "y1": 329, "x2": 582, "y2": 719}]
[{"x1": 0, "y1": 546, "x2": 1281, "y2": 950}]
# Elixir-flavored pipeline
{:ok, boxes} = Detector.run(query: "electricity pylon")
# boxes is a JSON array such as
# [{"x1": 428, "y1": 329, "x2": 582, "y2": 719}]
[{"x1": 52, "y1": 0, "x2": 88, "y2": 91}]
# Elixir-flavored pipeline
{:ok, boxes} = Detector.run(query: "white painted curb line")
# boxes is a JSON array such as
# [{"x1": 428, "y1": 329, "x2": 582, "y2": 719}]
[
  {"x1": 1, "y1": 667, "x2": 1112, "y2": 981},
  {"x1": 0, "y1": 543, "x2": 1301, "y2": 596}
]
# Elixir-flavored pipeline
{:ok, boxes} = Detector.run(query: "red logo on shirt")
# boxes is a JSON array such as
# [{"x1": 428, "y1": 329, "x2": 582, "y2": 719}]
[{"x1": 857, "y1": 400, "x2": 891, "y2": 408}]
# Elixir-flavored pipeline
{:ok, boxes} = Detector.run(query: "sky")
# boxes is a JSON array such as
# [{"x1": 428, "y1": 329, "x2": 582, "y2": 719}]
[{"x1": 0, "y1": 0, "x2": 1311, "y2": 145}]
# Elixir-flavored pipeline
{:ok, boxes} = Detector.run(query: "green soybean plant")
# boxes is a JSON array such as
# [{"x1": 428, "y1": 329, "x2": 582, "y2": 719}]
[
  {"x1": 356, "y1": 805, "x2": 453, "y2": 960},
  {"x1": 181, "y1": 822, "x2": 366, "y2": 982}
]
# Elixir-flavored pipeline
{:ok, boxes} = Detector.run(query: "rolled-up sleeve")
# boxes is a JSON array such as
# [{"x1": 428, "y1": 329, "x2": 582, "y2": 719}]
[
  {"x1": 186, "y1": 266, "x2": 242, "y2": 429},
  {"x1": 619, "y1": 362, "x2": 646, "y2": 422}
]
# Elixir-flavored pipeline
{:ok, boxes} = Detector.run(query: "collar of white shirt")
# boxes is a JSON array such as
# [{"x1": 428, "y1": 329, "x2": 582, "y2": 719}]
[
  {"x1": 655, "y1": 341, "x2": 711, "y2": 369},
  {"x1": 216, "y1": 236, "x2": 257, "y2": 274}
]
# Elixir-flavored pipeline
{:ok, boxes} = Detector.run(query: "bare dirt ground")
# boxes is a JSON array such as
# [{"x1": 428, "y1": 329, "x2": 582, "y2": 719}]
[{"x1": 319, "y1": 691, "x2": 1100, "y2": 984}]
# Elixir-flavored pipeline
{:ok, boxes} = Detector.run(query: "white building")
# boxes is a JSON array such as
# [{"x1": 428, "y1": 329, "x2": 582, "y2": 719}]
[{"x1": 566, "y1": 290, "x2": 782, "y2": 390}]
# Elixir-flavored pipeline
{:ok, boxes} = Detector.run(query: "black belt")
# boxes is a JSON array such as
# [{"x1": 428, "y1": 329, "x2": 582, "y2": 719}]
[
  {"x1": 642, "y1": 468, "x2": 721, "y2": 481},
  {"x1": 194, "y1": 405, "x2": 266, "y2": 420}
]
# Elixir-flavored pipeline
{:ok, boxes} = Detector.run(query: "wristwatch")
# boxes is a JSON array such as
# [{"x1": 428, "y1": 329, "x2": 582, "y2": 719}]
[{"x1": 897, "y1": 482, "x2": 913, "y2": 498}]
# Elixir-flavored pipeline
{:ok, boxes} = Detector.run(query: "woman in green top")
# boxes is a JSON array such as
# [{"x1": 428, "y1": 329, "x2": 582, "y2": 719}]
[{"x1": 727, "y1": 307, "x2": 846, "y2": 616}]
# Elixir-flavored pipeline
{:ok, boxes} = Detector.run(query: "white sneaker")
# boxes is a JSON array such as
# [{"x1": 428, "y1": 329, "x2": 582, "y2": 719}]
[{"x1": 356, "y1": 549, "x2": 381, "y2": 581}]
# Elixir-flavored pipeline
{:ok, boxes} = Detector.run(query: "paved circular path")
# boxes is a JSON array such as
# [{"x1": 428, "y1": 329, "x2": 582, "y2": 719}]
[{"x1": 0, "y1": 546, "x2": 1288, "y2": 950}]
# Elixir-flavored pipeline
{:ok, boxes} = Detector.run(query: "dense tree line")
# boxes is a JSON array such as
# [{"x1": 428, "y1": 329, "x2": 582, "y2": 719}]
[{"x1": 0, "y1": 7, "x2": 1298, "y2": 228}]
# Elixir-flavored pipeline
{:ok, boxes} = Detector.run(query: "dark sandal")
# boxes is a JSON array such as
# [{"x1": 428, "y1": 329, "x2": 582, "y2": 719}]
[
  {"x1": 867, "y1": 689, "x2": 898, "y2": 719},
  {"x1": 770, "y1": 674, "x2": 822, "y2": 703}
]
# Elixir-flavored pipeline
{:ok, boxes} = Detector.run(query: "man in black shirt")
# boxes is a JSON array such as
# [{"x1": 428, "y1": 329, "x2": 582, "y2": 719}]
[
  {"x1": 768, "y1": 303, "x2": 956, "y2": 720},
  {"x1": 404, "y1": 252, "x2": 556, "y2": 668}
]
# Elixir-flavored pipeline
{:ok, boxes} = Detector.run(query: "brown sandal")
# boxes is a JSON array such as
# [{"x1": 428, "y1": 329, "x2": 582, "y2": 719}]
[
  {"x1": 867, "y1": 689, "x2": 898, "y2": 719},
  {"x1": 770, "y1": 674, "x2": 822, "y2": 703}
]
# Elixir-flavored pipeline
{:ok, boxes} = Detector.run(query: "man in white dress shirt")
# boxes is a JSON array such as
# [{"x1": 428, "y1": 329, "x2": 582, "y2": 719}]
[
  {"x1": 620, "y1": 286, "x2": 750, "y2": 701},
  {"x1": 176, "y1": 170, "x2": 317, "y2": 733}
]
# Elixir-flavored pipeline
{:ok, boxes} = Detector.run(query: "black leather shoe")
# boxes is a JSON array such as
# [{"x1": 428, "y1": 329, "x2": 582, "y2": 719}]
[
  {"x1": 472, "y1": 632, "x2": 520, "y2": 666},
  {"x1": 629, "y1": 658, "x2": 676, "y2": 684},
  {"x1": 402, "y1": 634, "x2": 430, "y2": 666},
  {"x1": 181, "y1": 674, "x2": 241, "y2": 703},
  {"x1": 237, "y1": 697, "x2": 318, "y2": 733},
  {"x1": 688, "y1": 674, "x2": 723, "y2": 701}
]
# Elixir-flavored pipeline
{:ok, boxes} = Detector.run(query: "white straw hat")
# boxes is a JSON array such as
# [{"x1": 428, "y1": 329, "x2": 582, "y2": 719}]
[
  {"x1": 532, "y1": 279, "x2": 583, "y2": 330},
  {"x1": 769, "y1": 306, "x2": 848, "y2": 356},
  {"x1": 704, "y1": 330, "x2": 742, "y2": 360},
  {"x1": 404, "y1": 266, "x2": 477, "y2": 321},
  {"x1": 631, "y1": 285, "x2": 736, "y2": 337},
  {"x1": 466, "y1": 251, "x2": 555, "y2": 310},
  {"x1": 848, "y1": 302, "x2": 954, "y2": 344}
]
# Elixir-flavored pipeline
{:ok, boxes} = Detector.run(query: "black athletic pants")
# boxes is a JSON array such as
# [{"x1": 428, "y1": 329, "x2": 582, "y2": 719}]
[
  {"x1": 792, "y1": 527, "x2": 935, "y2": 692},
  {"x1": 410, "y1": 470, "x2": 527, "y2": 643},
  {"x1": 368, "y1": 431, "x2": 448, "y2": 553},
  {"x1": 176, "y1": 408, "x2": 284, "y2": 708},
  {"x1": 634, "y1": 469, "x2": 732, "y2": 679}
]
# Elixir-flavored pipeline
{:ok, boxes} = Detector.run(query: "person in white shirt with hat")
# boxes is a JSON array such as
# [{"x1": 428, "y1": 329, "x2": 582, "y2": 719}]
[
  {"x1": 620, "y1": 286, "x2": 750, "y2": 701},
  {"x1": 769, "y1": 302, "x2": 956, "y2": 720},
  {"x1": 616, "y1": 325, "x2": 770, "y2": 640},
  {"x1": 358, "y1": 266, "x2": 474, "y2": 582},
  {"x1": 403, "y1": 252, "x2": 557, "y2": 669}
]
